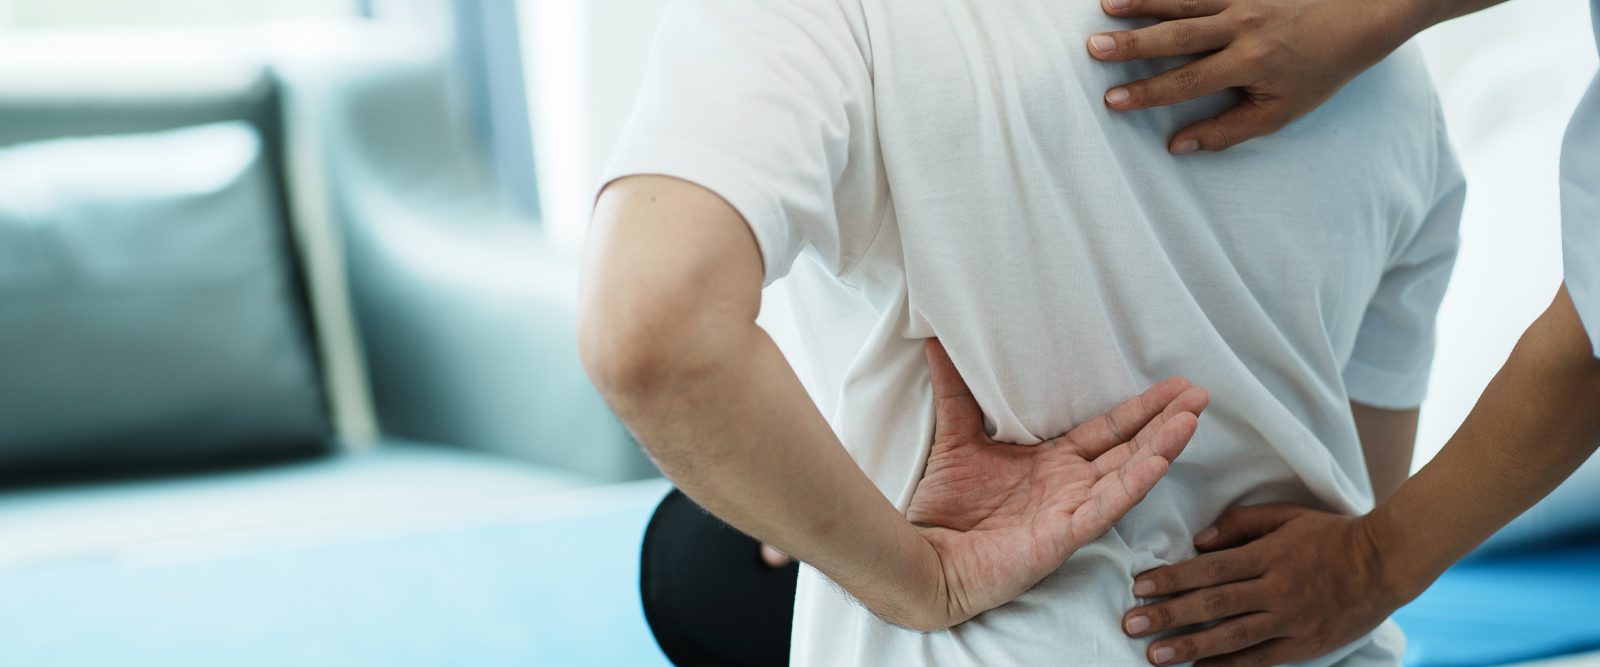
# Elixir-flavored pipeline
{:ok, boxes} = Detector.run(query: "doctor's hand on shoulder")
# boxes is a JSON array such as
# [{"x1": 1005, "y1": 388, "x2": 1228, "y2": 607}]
[{"x1": 1084, "y1": 0, "x2": 1484, "y2": 153}]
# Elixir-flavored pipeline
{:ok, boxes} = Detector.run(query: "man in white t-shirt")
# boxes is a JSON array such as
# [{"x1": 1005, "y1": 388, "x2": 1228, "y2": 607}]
[{"x1": 578, "y1": 1, "x2": 1462, "y2": 665}]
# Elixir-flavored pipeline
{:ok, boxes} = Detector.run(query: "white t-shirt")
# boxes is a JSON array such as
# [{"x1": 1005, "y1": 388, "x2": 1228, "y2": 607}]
[
  {"x1": 603, "y1": 1, "x2": 1465, "y2": 665},
  {"x1": 1563, "y1": 1, "x2": 1600, "y2": 357}
]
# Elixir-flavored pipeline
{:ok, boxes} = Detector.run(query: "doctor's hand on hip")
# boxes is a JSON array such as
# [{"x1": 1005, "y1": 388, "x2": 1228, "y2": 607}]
[
  {"x1": 1121, "y1": 288, "x2": 1600, "y2": 666},
  {"x1": 1085, "y1": 0, "x2": 1506, "y2": 153},
  {"x1": 1121, "y1": 504, "x2": 1403, "y2": 666}
]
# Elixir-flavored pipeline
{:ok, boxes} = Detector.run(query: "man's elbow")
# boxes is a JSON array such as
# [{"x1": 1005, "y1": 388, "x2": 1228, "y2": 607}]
[
  {"x1": 577, "y1": 287, "x2": 723, "y2": 410},
  {"x1": 578, "y1": 175, "x2": 766, "y2": 414},
  {"x1": 579, "y1": 305, "x2": 670, "y2": 407}
]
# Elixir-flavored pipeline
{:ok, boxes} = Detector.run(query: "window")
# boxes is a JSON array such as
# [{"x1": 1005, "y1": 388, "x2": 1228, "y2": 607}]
[
  {"x1": 0, "y1": 0, "x2": 539, "y2": 223},
  {"x1": 0, "y1": 0, "x2": 357, "y2": 29}
]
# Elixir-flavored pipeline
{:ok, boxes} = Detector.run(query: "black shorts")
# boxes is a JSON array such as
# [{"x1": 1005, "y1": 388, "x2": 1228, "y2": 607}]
[{"x1": 640, "y1": 488, "x2": 799, "y2": 666}]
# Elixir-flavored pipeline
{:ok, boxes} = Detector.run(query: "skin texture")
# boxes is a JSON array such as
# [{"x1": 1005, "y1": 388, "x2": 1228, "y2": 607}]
[
  {"x1": 760, "y1": 544, "x2": 792, "y2": 568},
  {"x1": 1121, "y1": 287, "x2": 1600, "y2": 665},
  {"x1": 580, "y1": 174, "x2": 1209, "y2": 632},
  {"x1": 1085, "y1": 0, "x2": 1503, "y2": 152},
  {"x1": 1352, "y1": 403, "x2": 1420, "y2": 504},
  {"x1": 1126, "y1": 504, "x2": 1394, "y2": 666}
]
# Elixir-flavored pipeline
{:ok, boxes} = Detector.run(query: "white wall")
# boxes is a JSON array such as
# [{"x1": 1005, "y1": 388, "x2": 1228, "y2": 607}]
[{"x1": 521, "y1": 0, "x2": 669, "y2": 254}]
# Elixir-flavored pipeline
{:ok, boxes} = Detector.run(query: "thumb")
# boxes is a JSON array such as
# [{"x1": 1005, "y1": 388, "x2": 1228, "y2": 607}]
[
  {"x1": 925, "y1": 338, "x2": 984, "y2": 439},
  {"x1": 1194, "y1": 503, "x2": 1303, "y2": 551},
  {"x1": 760, "y1": 544, "x2": 792, "y2": 568},
  {"x1": 1169, "y1": 97, "x2": 1292, "y2": 154}
]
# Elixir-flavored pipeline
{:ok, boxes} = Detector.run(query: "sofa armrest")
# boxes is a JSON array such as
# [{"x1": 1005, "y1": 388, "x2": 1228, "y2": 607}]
[
  {"x1": 345, "y1": 207, "x2": 653, "y2": 482},
  {"x1": 270, "y1": 42, "x2": 651, "y2": 482}
]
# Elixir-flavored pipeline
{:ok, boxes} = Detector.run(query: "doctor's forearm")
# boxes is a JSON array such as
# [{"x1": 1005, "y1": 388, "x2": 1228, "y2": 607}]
[
  {"x1": 1366, "y1": 285, "x2": 1600, "y2": 601},
  {"x1": 1409, "y1": 0, "x2": 1515, "y2": 29}
]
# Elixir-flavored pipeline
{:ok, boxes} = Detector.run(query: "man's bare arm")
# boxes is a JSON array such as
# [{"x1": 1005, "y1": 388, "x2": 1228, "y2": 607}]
[
  {"x1": 1352, "y1": 403, "x2": 1419, "y2": 504},
  {"x1": 580, "y1": 175, "x2": 946, "y2": 629}
]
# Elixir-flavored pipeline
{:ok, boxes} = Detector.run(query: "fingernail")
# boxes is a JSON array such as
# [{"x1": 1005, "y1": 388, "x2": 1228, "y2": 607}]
[
  {"x1": 1089, "y1": 34, "x2": 1116, "y2": 53},
  {"x1": 1105, "y1": 88, "x2": 1131, "y2": 105},
  {"x1": 760, "y1": 545, "x2": 791, "y2": 567},
  {"x1": 1125, "y1": 614, "x2": 1151, "y2": 635},
  {"x1": 1195, "y1": 526, "x2": 1220, "y2": 544},
  {"x1": 1171, "y1": 139, "x2": 1200, "y2": 155},
  {"x1": 1108, "y1": 0, "x2": 1131, "y2": 9},
  {"x1": 1152, "y1": 646, "x2": 1177, "y2": 665},
  {"x1": 1132, "y1": 579, "x2": 1156, "y2": 596}
]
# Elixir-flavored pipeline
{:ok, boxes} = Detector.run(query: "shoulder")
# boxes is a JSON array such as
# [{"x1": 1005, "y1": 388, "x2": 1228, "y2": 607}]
[{"x1": 656, "y1": 0, "x2": 872, "y2": 73}]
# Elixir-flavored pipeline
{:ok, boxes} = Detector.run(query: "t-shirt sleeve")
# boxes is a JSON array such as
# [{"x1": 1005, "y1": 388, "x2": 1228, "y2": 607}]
[
  {"x1": 599, "y1": 0, "x2": 881, "y2": 286},
  {"x1": 1343, "y1": 136, "x2": 1466, "y2": 409}
]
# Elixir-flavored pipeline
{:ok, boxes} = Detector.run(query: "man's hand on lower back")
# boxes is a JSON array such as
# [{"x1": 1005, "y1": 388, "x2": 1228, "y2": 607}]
[
  {"x1": 903, "y1": 340, "x2": 1211, "y2": 628},
  {"x1": 1121, "y1": 504, "x2": 1414, "y2": 666}
]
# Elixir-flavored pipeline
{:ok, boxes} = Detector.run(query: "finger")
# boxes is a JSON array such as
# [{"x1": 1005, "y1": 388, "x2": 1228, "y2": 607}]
[
  {"x1": 1196, "y1": 638, "x2": 1300, "y2": 667},
  {"x1": 1070, "y1": 412, "x2": 1197, "y2": 541},
  {"x1": 1061, "y1": 378, "x2": 1196, "y2": 459},
  {"x1": 1194, "y1": 503, "x2": 1302, "y2": 551},
  {"x1": 1087, "y1": 16, "x2": 1234, "y2": 63},
  {"x1": 1105, "y1": 56, "x2": 1241, "y2": 111},
  {"x1": 1168, "y1": 97, "x2": 1294, "y2": 154},
  {"x1": 760, "y1": 544, "x2": 792, "y2": 568},
  {"x1": 1075, "y1": 454, "x2": 1170, "y2": 543},
  {"x1": 1126, "y1": 579, "x2": 1270, "y2": 638},
  {"x1": 1131, "y1": 548, "x2": 1264, "y2": 599},
  {"x1": 1102, "y1": 0, "x2": 1230, "y2": 20},
  {"x1": 1084, "y1": 386, "x2": 1210, "y2": 476},
  {"x1": 924, "y1": 338, "x2": 984, "y2": 438},
  {"x1": 1148, "y1": 613, "x2": 1282, "y2": 666}
]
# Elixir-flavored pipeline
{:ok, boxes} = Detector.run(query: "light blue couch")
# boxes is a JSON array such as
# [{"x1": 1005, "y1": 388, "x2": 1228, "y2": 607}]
[{"x1": 0, "y1": 25, "x2": 666, "y2": 666}]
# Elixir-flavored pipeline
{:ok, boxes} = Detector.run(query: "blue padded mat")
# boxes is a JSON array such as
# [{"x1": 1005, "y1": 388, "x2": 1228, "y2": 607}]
[
  {"x1": 0, "y1": 483, "x2": 673, "y2": 667},
  {"x1": 1395, "y1": 538, "x2": 1600, "y2": 667}
]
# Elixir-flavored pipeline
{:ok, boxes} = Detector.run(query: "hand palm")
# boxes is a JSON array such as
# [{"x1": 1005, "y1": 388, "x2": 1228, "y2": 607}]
[{"x1": 907, "y1": 340, "x2": 1209, "y2": 621}]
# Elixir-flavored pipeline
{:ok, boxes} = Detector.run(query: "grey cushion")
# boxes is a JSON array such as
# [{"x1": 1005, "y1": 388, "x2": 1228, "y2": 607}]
[{"x1": 0, "y1": 122, "x2": 329, "y2": 475}]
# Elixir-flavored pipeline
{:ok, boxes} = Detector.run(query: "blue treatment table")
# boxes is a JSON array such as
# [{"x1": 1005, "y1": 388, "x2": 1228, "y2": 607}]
[{"x1": 1395, "y1": 537, "x2": 1600, "y2": 667}]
